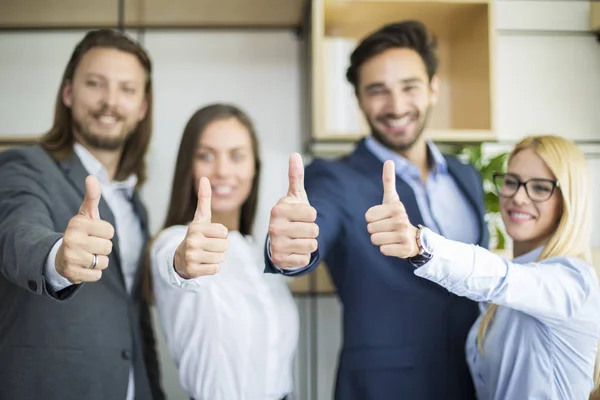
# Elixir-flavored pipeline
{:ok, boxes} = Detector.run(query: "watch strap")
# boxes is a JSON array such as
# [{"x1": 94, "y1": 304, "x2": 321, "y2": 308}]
[{"x1": 408, "y1": 225, "x2": 433, "y2": 267}]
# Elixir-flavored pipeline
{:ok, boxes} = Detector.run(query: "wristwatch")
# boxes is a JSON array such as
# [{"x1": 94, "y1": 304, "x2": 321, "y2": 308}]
[{"x1": 408, "y1": 224, "x2": 433, "y2": 267}]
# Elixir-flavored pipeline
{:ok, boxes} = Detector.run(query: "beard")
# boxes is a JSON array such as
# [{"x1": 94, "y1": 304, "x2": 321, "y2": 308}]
[
  {"x1": 369, "y1": 105, "x2": 431, "y2": 153},
  {"x1": 72, "y1": 106, "x2": 139, "y2": 151}
]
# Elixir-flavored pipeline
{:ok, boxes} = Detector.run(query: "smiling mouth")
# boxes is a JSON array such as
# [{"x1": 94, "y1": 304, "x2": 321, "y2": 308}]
[
  {"x1": 212, "y1": 185, "x2": 234, "y2": 196},
  {"x1": 95, "y1": 114, "x2": 120, "y2": 126},
  {"x1": 508, "y1": 211, "x2": 535, "y2": 221},
  {"x1": 379, "y1": 114, "x2": 417, "y2": 132}
]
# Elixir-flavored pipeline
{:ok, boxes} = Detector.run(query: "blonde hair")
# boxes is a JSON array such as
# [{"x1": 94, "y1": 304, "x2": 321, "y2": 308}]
[{"x1": 475, "y1": 134, "x2": 598, "y2": 391}]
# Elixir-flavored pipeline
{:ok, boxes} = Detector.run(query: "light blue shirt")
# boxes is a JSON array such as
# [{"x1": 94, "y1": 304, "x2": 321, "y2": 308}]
[
  {"x1": 416, "y1": 228, "x2": 600, "y2": 399},
  {"x1": 365, "y1": 136, "x2": 480, "y2": 244}
]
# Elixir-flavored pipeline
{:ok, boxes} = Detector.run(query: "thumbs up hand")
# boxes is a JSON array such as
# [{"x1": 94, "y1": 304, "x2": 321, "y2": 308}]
[
  {"x1": 173, "y1": 177, "x2": 229, "y2": 279},
  {"x1": 365, "y1": 161, "x2": 419, "y2": 259},
  {"x1": 56, "y1": 175, "x2": 115, "y2": 284},
  {"x1": 268, "y1": 153, "x2": 319, "y2": 269}
]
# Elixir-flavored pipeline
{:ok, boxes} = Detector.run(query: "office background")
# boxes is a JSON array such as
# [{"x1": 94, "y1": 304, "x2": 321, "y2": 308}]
[{"x1": 1, "y1": 1, "x2": 599, "y2": 399}]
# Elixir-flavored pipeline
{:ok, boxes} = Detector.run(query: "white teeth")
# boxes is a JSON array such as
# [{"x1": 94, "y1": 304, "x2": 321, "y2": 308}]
[
  {"x1": 213, "y1": 186, "x2": 233, "y2": 195},
  {"x1": 98, "y1": 115, "x2": 117, "y2": 125},
  {"x1": 510, "y1": 212, "x2": 532, "y2": 220},
  {"x1": 387, "y1": 117, "x2": 411, "y2": 127}
]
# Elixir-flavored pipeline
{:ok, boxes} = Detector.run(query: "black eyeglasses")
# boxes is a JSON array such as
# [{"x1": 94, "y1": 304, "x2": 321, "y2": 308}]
[{"x1": 493, "y1": 173, "x2": 560, "y2": 203}]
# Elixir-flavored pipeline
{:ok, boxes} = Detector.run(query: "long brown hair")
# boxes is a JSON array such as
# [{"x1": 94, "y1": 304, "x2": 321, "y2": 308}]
[
  {"x1": 162, "y1": 103, "x2": 262, "y2": 235},
  {"x1": 143, "y1": 104, "x2": 262, "y2": 304},
  {"x1": 40, "y1": 28, "x2": 154, "y2": 186}
]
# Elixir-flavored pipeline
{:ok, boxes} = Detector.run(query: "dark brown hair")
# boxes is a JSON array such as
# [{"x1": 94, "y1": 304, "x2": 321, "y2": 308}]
[
  {"x1": 40, "y1": 28, "x2": 153, "y2": 185},
  {"x1": 346, "y1": 20, "x2": 439, "y2": 91},
  {"x1": 162, "y1": 103, "x2": 262, "y2": 236}
]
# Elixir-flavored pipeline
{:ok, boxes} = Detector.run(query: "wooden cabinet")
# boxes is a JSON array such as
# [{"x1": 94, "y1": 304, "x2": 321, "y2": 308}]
[
  {"x1": 308, "y1": 0, "x2": 496, "y2": 146},
  {"x1": 0, "y1": 0, "x2": 138, "y2": 28},
  {"x1": 0, "y1": 0, "x2": 305, "y2": 28},
  {"x1": 131, "y1": 0, "x2": 305, "y2": 28},
  {"x1": 593, "y1": 1, "x2": 600, "y2": 32},
  {"x1": 289, "y1": 263, "x2": 335, "y2": 294},
  {"x1": 0, "y1": 137, "x2": 38, "y2": 152}
]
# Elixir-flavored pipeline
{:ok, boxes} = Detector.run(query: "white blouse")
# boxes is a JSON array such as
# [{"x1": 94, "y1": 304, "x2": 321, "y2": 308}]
[{"x1": 151, "y1": 226, "x2": 299, "y2": 400}]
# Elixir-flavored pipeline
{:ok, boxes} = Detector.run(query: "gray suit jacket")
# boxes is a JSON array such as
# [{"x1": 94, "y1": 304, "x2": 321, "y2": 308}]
[{"x1": 0, "y1": 144, "x2": 164, "y2": 400}]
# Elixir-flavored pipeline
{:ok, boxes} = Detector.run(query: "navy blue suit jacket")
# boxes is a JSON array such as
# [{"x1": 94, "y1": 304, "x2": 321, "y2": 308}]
[{"x1": 265, "y1": 139, "x2": 489, "y2": 400}]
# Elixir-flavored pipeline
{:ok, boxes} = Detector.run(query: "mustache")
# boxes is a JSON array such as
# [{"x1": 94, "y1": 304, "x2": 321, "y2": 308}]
[{"x1": 92, "y1": 105, "x2": 123, "y2": 119}]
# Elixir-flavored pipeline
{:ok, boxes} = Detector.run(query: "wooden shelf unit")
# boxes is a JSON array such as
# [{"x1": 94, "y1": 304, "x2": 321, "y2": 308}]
[
  {"x1": 289, "y1": 263, "x2": 336, "y2": 294},
  {"x1": 592, "y1": 1, "x2": 600, "y2": 32},
  {"x1": 0, "y1": 136, "x2": 39, "y2": 152},
  {"x1": 0, "y1": 0, "x2": 306, "y2": 29},
  {"x1": 309, "y1": 0, "x2": 496, "y2": 145}
]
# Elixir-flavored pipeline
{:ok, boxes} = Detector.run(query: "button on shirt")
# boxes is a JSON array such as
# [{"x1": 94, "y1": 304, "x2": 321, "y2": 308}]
[
  {"x1": 44, "y1": 142, "x2": 143, "y2": 400},
  {"x1": 365, "y1": 136, "x2": 480, "y2": 244}
]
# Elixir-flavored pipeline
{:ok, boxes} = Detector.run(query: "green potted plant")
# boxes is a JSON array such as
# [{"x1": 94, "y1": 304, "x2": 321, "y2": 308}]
[{"x1": 453, "y1": 144, "x2": 510, "y2": 252}]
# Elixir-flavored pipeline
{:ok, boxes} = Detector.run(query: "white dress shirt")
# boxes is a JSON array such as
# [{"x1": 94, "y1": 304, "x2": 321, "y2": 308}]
[
  {"x1": 151, "y1": 226, "x2": 299, "y2": 400},
  {"x1": 44, "y1": 142, "x2": 142, "y2": 400}
]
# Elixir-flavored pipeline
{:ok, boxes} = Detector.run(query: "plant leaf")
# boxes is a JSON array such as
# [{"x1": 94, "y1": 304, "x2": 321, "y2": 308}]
[
  {"x1": 495, "y1": 225, "x2": 506, "y2": 250},
  {"x1": 480, "y1": 152, "x2": 508, "y2": 182},
  {"x1": 468, "y1": 145, "x2": 483, "y2": 169},
  {"x1": 484, "y1": 192, "x2": 500, "y2": 214}
]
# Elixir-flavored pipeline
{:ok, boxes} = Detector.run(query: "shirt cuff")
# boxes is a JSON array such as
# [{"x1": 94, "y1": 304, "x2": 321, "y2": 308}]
[
  {"x1": 166, "y1": 244, "x2": 216, "y2": 289},
  {"x1": 44, "y1": 238, "x2": 74, "y2": 291},
  {"x1": 166, "y1": 246, "x2": 191, "y2": 287},
  {"x1": 266, "y1": 235, "x2": 309, "y2": 273},
  {"x1": 413, "y1": 228, "x2": 507, "y2": 300}
]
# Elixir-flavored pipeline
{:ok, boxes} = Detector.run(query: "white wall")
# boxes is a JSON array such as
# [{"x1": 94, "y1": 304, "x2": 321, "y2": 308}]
[
  {"x1": 140, "y1": 31, "x2": 303, "y2": 237},
  {"x1": 1, "y1": 2, "x2": 599, "y2": 399}
]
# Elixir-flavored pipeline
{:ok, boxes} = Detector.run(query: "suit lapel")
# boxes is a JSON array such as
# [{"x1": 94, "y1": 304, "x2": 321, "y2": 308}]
[
  {"x1": 58, "y1": 152, "x2": 126, "y2": 290},
  {"x1": 130, "y1": 191, "x2": 150, "y2": 292},
  {"x1": 445, "y1": 156, "x2": 487, "y2": 245},
  {"x1": 346, "y1": 139, "x2": 425, "y2": 226}
]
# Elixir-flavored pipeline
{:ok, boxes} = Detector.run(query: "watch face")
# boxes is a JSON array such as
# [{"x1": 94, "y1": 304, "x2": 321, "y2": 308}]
[
  {"x1": 408, "y1": 226, "x2": 433, "y2": 267},
  {"x1": 415, "y1": 226, "x2": 433, "y2": 260}
]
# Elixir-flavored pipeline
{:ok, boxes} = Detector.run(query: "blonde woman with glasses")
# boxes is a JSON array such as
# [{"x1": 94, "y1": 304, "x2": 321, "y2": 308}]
[{"x1": 365, "y1": 134, "x2": 600, "y2": 399}]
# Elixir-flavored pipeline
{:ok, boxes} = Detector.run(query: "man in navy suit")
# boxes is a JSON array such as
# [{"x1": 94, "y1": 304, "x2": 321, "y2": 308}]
[{"x1": 265, "y1": 21, "x2": 488, "y2": 400}]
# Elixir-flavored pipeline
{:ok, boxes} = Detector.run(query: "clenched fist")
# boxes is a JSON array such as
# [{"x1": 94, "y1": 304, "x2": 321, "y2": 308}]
[
  {"x1": 268, "y1": 153, "x2": 319, "y2": 269},
  {"x1": 365, "y1": 160, "x2": 419, "y2": 259},
  {"x1": 174, "y1": 176, "x2": 228, "y2": 279},
  {"x1": 56, "y1": 175, "x2": 115, "y2": 284}
]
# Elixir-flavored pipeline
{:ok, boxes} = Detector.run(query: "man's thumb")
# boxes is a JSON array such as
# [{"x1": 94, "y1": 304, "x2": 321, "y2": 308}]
[
  {"x1": 382, "y1": 160, "x2": 400, "y2": 204},
  {"x1": 79, "y1": 175, "x2": 101, "y2": 219},
  {"x1": 287, "y1": 153, "x2": 307, "y2": 201}
]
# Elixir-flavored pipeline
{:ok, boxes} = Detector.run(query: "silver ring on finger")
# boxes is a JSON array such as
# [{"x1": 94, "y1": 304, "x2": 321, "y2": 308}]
[{"x1": 90, "y1": 254, "x2": 98, "y2": 269}]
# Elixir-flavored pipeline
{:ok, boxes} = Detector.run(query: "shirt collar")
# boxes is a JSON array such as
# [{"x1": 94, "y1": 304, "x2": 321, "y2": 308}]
[
  {"x1": 513, "y1": 245, "x2": 544, "y2": 264},
  {"x1": 364, "y1": 135, "x2": 448, "y2": 176},
  {"x1": 73, "y1": 142, "x2": 138, "y2": 199}
]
